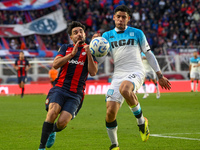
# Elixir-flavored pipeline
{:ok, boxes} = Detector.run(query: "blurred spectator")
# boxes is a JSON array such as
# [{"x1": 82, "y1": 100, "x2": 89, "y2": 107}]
[
  {"x1": 132, "y1": 9, "x2": 140, "y2": 21},
  {"x1": 10, "y1": 39, "x2": 19, "y2": 50},
  {"x1": 20, "y1": 41, "x2": 26, "y2": 50},
  {"x1": 26, "y1": 36, "x2": 38, "y2": 50},
  {"x1": 192, "y1": 10, "x2": 200, "y2": 22},
  {"x1": 1, "y1": 0, "x2": 200, "y2": 54}
]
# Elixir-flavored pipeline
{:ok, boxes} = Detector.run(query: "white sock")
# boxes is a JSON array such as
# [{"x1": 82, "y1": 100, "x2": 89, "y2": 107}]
[
  {"x1": 191, "y1": 82, "x2": 194, "y2": 91},
  {"x1": 107, "y1": 127, "x2": 118, "y2": 145},
  {"x1": 155, "y1": 83, "x2": 159, "y2": 93},
  {"x1": 143, "y1": 84, "x2": 146, "y2": 94},
  {"x1": 196, "y1": 83, "x2": 198, "y2": 91},
  {"x1": 130, "y1": 103, "x2": 145, "y2": 125}
]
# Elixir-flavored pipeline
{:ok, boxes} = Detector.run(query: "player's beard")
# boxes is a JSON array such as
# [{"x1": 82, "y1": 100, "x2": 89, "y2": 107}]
[
  {"x1": 77, "y1": 37, "x2": 85, "y2": 45},
  {"x1": 79, "y1": 40, "x2": 85, "y2": 45}
]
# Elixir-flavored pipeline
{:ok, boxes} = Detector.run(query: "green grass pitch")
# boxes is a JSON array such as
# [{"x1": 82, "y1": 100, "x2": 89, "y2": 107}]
[{"x1": 0, "y1": 92, "x2": 200, "y2": 150}]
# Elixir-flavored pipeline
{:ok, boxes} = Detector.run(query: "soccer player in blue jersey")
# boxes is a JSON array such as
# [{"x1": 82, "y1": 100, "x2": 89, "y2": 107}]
[
  {"x1": 14, "y1": 51, "x2": 30, "y2": 98},
  {"x1": 141, "y1": 52, "x2": 160, "y2": 99},
  {"x1": 99, "y1": 5, "x2": 171, "y2": 150},
  {"x1": 189, "y1": 51, "x2": 200, "y2": 92},
  {"x1": 38, "y1": 21, "x2": 98, "y2": 150}
]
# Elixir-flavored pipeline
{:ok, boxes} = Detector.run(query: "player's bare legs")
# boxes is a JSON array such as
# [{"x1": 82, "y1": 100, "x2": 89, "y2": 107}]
[
  {"x1": 196, "y1": 79, "x2": 199, "y2": 92},
  {"x1": 119, "y1": 80, "x2": 149, "y2": 141},
  {"x1": 106, "y1": 101, "x2": 120, "y2": 149},
  {"x1": 19, "y1": 81, "x2": 25, "y2": 98},
  {"x1": 56, "y1": 111, "x2": 72, "y2": 129},
  {"x1": 152, "y1": 79, "x2": 160, "y2": 98},
  {"x1": 46, "y1": 103, "x2": 62, "y2": 123},
  {"x1": 142, "y1": 78, "x2": 149, "y2": 99},
  {"x1": 119, "y1": 81, "x2": 138, "y2": 106},
  {"x1": 106, "y1": 101, "x2": 120, "y2": 123},
  {"x1": 190, "y1": 78, "x2": 194, "y2": 92},
  {"x1": 39, "y1": 103, "x2": 72, "y2": 149}
]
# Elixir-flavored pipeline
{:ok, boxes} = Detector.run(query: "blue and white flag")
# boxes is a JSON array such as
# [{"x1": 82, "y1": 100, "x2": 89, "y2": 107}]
[
  {"x1": 0, "y1": 0, "x2": 60, "y2": 11},
  {"x1": 0, "y1": 9, "x2": 67, "y2": 37}
]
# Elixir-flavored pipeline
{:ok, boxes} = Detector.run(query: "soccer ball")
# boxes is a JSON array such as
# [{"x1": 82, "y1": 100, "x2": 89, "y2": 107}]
[{"x1": 89, "y1": 37, "x2": 110, "y2": 57}]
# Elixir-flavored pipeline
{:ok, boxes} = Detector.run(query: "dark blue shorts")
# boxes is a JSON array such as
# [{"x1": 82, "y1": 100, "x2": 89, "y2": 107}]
[
  {"x1": 18, "y1": 76, "x2": 27, "y2": 84},
  {"x1": 45, "y1": 87, "x2": 83, "y2": 119}
]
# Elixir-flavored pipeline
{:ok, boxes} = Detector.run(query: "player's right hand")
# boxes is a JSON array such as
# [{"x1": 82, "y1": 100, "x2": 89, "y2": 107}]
[
  {"x1": 71, "y1": 40, "x2": 81, "y2": 57},
  {"x1": 92, "y1": 33, "x2": 101, "y2": 39}
]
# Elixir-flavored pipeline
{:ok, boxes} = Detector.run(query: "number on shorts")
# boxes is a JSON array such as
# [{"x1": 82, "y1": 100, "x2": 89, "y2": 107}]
[{"x1": 128, "y1": 74, "x2": 136, "y2": 79}]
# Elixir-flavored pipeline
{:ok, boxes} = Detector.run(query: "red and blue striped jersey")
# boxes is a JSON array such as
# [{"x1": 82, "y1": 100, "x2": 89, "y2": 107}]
[
  {"x1": 15, "y1": 58, "x2": 30, "y2": 77},
  {"x1": 54, "y1": 44, "x2": 97, "y2": 96}
]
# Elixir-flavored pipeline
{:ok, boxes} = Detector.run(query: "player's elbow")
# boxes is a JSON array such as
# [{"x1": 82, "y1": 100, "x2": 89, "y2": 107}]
[
  {"x1": 89, "y1": 69, "x2": 98, "y2": 76},
  {"x1": 53, "y1": 63, "x2": 59, "y2": 70},
  {"x1": 89, "y1": 70, "x2": 97, "y2": 76},
  {"x1": 90, "y1": 72, "x2": 96, "y2": 76}
]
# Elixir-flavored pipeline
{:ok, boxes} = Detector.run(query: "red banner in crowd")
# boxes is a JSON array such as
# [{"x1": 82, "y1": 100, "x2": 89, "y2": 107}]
[
  {"x1": 0, "y1": 80, "x2": 194, "y2": 96},
  {"x1": 0, "y1": 0, "x2": 60, "y2": 11}
]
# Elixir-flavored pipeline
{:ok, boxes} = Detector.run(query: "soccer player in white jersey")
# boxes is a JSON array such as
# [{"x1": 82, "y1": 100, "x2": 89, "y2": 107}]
[
  {"x1": 98, "y1": 5, "x2": 171, "y2": 150},
  {"x1": 189, "y1": 51, "x2": 200, "y2": 92},
  {"x1": 141, "y1": 52, "x2": 160, "y2": 99}
]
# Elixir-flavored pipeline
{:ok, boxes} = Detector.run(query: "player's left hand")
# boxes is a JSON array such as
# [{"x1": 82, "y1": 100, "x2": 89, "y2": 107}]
[
  {"x1": 158, "y1": 76, "x2": 171, "y2": 90},
  {"x1": 72, "y1": 40, "x2": 81, "y2": 56},
  {"x1": 84, "y1": 44, "x2": 92, "y2": 55}
]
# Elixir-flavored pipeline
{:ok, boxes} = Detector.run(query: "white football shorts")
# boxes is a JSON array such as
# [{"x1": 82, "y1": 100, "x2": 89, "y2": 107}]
[
  {"x1": 190, "y1": 71, "x2": 200, "y2": 79},
  {"x1": 106, "y1": 72, "x2": 144, "y2": 105},
  {"x1": 145, "y1": 70, "x2": 157, "y2": 80}
]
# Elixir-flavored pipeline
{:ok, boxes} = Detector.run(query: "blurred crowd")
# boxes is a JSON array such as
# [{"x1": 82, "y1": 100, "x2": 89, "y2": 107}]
[{"x1": 1, "y1": 0, "x2": 200, "y2": 55}]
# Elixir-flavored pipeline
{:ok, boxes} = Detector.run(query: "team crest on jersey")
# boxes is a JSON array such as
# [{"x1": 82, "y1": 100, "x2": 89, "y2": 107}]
[
  {"x1": 58, "y1": 47, "x2": 61, "y2": 52},
  {"x1": 82, "y1": 52, "x2": 86, "y2": 55},
  {"x1": 130, "y1": 32, "x2": 134, "y2": 36},
  {"x1": 45, "y1": 98, "x2": 49, "y2": 105}
]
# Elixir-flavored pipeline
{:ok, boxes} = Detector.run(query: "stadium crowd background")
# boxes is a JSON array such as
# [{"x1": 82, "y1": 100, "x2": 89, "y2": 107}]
[{"x1": 0, "y1": 0, "x2": 200, "y2": 55}]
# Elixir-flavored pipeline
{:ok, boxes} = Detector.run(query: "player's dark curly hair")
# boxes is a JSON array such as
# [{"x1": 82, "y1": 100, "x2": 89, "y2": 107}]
[
  {"x1": 114, "y1": 5, "x2": 131, "y2": 16},
  {"x1": 67, "y1": 21, "x2": 86, "y2": 36}
]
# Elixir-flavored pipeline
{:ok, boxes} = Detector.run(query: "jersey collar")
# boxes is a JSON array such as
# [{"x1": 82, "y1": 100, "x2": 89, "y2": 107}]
[{"x1": 115, "y1": 26, "x2": 128, "y2": 33}]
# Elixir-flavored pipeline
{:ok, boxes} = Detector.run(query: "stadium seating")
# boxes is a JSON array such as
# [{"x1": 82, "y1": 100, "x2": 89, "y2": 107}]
[{"x1": 0, "y1": 0, "x2": 199, "y2": 56}]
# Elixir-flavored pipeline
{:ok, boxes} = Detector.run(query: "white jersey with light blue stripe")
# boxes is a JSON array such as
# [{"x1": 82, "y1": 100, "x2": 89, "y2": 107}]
[
  {"x1": 102, "y1": 26, "x2": 151, "y2": 78},
  {"x1": 190, "y1": 57, "x2": 200, "y2": 72}
]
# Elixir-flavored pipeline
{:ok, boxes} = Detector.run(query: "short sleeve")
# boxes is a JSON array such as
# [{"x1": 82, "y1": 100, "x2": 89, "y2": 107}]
[
  {"x1": 57, "y1": 44, "x2": 69, "y2": 57},
  {"x1": 102, "y1": 32, "x2": 109, "y2": 41},
  {"x1": 189, "y1": 58, "x2": 192, "y2": 64},
  {"x1": 137, "y1": 30, "x2": 151, "y2": 53},
  {"x1": 15, "y1": 59, "x2": 17, "y2": 66},
  {"x1": 26, "y1": 59, "x2": 30, "y2": 66}
]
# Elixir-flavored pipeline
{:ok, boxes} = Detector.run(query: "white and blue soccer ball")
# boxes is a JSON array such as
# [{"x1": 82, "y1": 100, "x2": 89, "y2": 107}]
[{"x1": 89, "y1": 37, "x2": 110, "y2": 57}]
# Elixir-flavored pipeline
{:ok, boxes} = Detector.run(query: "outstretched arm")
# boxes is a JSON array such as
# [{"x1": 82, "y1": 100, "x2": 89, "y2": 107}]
[{"x1": 145, "y1": 51, "x2": 171, "y2": 90}]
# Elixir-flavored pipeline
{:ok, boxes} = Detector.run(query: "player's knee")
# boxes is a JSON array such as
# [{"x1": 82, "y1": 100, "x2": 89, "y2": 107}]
[
  {"x1": 119, "y1": 81, "x2": 133, "y2": 96},
  {"x1": 46, "y1": 109, "x2": 59, "y2": 123},
  {"x1": 106, "y1": 108, "x2": 116, "y2": 121},
  {"x1": 57, "y1": 111, "x2": 72, "y2": 129},
  {"x1": 57, "y1": 121, "x2": 67, "y2": 129},
  {"x1": 119, "y1": 86, "x2": 131, "y2": 98}
]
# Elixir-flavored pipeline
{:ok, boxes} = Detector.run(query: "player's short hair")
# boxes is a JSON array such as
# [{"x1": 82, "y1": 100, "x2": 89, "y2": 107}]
[
  {"x1": 19, "y1": 51, "x2": 24, "y2": 54},
  {"x1": 67, "y1": 21, "x2": 86, "y2": 36},
  {"x1": 114, "y1": 5, "x2": 131, "y2": 16}
]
